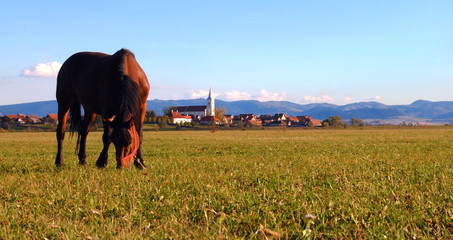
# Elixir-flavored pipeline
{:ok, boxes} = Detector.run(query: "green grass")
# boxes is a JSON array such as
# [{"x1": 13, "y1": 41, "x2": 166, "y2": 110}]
[{"x1": 0, "y1": 128, "x2": 452, "y2": 239}]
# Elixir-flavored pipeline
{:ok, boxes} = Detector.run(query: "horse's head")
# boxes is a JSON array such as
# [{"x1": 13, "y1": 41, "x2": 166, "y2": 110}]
[{"x1": 107, "y1": 116, "x2": 139, "y2": 168}]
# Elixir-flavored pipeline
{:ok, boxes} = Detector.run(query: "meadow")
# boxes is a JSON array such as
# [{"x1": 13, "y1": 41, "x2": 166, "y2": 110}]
[{"x1": 0, "y1": 127, "x2": 452, "y2": 239}]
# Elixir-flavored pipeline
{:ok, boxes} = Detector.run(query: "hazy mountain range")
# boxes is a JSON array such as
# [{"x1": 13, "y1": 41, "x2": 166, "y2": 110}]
[{"x1": 1, "y1": 99, "x2": 452, "y2": 124}]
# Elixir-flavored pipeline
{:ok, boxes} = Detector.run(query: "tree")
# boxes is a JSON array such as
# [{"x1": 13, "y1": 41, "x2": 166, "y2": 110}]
[
  {"x1": 2, "y1": 116, "x2": 13, "y2": 125},
  {"x1": 163, "y1": 106, "x2": 178, "y2": 116},
  {"x1": 214, "y1": 106, "x2": 227, "y2": 122},
  {"x1": 2, "y1": 121, "x2": 10, "y2": 130},
  {"x1": 350, "y1": 118, "x2": 364, "y2": 127},
  {"x1": 237, "y1": 120, "x2": 244, "y2": 129},
  {"x1": 90, "y1": 115, "x2": 103, "y2": 131},
  {"x1": 211, "y1": 121, "x2": 218, "y2": 133},
  {"x1": 146, "y1": 110, "x2": 157, "y2": 118},
  {"x1": 158, "y1": 117, "x2": 167, "y2": 128},
  {"x1": 323, "y1": 116, "x2": 342, "y2": 128},
  {"x1": 145, "y1": 111, "x2": 157, "y2": 123},
  {"x1": 42, "y1": 116, "x2": 57, "y2": 126}
]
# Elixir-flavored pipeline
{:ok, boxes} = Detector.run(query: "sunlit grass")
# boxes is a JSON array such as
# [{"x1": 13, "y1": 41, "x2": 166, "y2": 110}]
[{"x1": 0, "y1": 128, "x2": 452, "y2": 239}]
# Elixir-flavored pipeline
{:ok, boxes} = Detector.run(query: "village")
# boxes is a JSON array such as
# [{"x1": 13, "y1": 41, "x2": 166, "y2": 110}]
[
  {"x1": 1, "y1": 109, "x2": 324, "y2": 130},
  {"x1": 1, "y1": 88, "x2": 368, "y2": 130},
  {"x1": 170, "y1": 110, "x2": 322, "y2": 128},
  {"x1": 152, "y1": 88, "x2": 325, "y2": 128}
]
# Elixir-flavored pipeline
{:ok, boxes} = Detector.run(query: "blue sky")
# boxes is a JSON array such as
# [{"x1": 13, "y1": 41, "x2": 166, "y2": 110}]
[{"x1": 1, "y1": 1, "x2": 452, "y2": 106}]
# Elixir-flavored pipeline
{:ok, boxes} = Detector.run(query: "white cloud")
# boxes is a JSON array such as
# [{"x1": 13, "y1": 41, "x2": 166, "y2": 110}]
[
  {"x1": 22, "y1": 61, "x2": 62, "y2": 78},
  {"x1": 257, "y1": 90, "x2": 286, "y2": 102},
  {"x1": 344, "y1": 96, "x2": 353, "y2": 103},
  {"x1": 190, "y1": 89, "x2": 220, "y2": 99},
  {"x1": 225, "y1": 90, "x2": 252, "y2": 101},
  {"x1": 304, "y1": 95, "x2": 334, "y2": 103},
  {"x1": 191, "y1": 89, "x2": 286, "y2": 102},
  {"x1": 367, "y1": 96, "x2": 382, "y2": 102},
  {"x1": 190, "y1": 89, "x2": 209, "y2": 99}
]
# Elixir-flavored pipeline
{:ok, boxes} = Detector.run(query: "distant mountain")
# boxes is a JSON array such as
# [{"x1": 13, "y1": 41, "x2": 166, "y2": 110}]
[
  {"x1": 1, "y1": 99, "x2": 452, "y2": 124},
  {"x1": 0, "y1": 100, "x2": 57, "y2": 117}
]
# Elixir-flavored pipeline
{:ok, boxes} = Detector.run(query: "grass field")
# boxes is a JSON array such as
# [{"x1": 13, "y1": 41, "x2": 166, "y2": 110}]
[{"x1": 0, "y1": 127, "x2": 452, "y2": 239}]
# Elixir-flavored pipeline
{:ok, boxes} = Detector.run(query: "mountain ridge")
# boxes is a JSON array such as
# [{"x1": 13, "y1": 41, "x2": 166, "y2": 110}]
[{"x1": 1, "y1": 99, "x2": 452, "y2": 124}]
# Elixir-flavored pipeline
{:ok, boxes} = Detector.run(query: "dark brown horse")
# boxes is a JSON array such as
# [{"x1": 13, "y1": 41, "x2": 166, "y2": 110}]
[{"x1": 55, "y1": 49, "x2": 150, "y2": 168}]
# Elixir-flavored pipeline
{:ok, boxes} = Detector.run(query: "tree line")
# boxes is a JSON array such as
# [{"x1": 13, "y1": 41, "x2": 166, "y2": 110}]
[{"x1": 322, "y1": 116, "x2": 365, "y2": 128}]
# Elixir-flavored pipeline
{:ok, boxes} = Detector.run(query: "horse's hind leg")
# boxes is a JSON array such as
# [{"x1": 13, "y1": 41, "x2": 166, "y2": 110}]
[
  {"x1": 55, "y1": 103, "x2": 70, "y2": 167},
  {"x1": 77, "y1": 112, "x2": 95, "y2": 165}
]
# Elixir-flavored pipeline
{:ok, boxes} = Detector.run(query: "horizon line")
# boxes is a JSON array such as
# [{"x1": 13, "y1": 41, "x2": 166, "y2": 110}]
[{"x1": 0, "y1": 98, "x2": 450, "y2": 107}]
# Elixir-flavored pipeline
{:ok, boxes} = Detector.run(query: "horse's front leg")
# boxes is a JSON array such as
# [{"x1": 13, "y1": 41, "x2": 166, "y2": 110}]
[
  {"x1": 134, "y1": 129, "x2": 146, "y2": 169},
  {"x1": 96, "y1": 122, "x2": 112, "y2": 168},
  {"x1": 134, "y1": 104, "x2": 147, "y2": 169},
  {"x1": 78, "y1": 113, "x2": 96, "y2": 165}
]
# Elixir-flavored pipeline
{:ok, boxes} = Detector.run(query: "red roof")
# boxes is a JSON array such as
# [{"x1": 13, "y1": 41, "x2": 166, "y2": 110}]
[
  {"x1": 26, "y1": 115, "x2": 41, "y2": 123},
  {"x1": 311, "y1": 118, "x2": 322, "y2": 126},
  {"x1": 47, "y1": 114, "x2": 58, "y2": 121},
  {"x1": 297, "y1": 116, "x2": 321, "y2": 126},
  {"x1": 171, "y1": 111, "x2": 191, "y2": 119},
  {"x1": 288, "y1": 116, "x2": 299, "y2": 122},
  {"x1": 5, "y1": 114, "x2": 19, "y2": 119}
]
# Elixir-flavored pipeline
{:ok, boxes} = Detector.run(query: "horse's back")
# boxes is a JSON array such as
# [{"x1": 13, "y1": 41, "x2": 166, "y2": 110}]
[
  {"x1": 56, "y1": 49, "x2": 149, "y2": 113},
  {"x1": 56, "y1": 51, "x2": 112, "y2": 110},
  {"x1": 58, "y1": 51, "x2": 109, "y2": 79}
]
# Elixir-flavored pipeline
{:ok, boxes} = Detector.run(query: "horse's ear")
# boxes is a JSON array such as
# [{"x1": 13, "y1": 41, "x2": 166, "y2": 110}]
[
  {"x1": 103, "y1": 115, "x2": 117, "y2": 126},
  {"x1": 107, "y1": 115, "x2": 116, "y2": 122}
]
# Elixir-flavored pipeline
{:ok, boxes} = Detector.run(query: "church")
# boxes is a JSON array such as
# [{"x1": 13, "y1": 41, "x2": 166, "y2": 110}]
[{"x1": 175, "y1": 88, "x2": 215, "y2": 120}]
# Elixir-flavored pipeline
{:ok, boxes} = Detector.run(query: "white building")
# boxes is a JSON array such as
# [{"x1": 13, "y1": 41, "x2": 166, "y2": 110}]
[
  {"x1": 175, "y1": 105, "x2": 207, "y2": 119},
  {"x1": 171, "y1": 111, "x2": 192, "y2": 124},
  {"x1": 176, "y1": 87, "x2": 215, "y2": 120}
]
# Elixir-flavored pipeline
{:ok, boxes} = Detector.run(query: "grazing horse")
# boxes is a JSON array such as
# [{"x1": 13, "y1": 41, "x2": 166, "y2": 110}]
[{"x1": 55, "y1": 49, "x2": 150, "y2": 168}]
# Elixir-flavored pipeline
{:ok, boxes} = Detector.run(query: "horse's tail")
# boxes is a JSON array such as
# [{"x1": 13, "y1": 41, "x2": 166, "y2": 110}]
[{"x1": 69, "y1": 101, "x2": 82, "y2": 150}]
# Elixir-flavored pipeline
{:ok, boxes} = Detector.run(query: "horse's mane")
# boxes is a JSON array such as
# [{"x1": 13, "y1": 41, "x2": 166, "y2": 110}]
[{"x1": 111, "y1": 49, "x2": 142, "y2": 145}]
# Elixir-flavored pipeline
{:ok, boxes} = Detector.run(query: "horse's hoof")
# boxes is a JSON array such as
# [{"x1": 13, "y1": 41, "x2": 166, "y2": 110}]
[
  {"x1": 96, "y1": 157, "x2": 108, "y2": 168},
  {"x1": 78, "y1": 160, "x2": 87, "y2": 166},
  {"x1": 96, "y1": 162, "x2": 107, "y2": 168},
  {"x1": 55, "y1": 159, "x2": 64, "y2": 167}
]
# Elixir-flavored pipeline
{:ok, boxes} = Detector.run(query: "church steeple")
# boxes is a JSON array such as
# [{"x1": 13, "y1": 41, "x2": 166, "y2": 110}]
[
  {"x1": 206, "y1": 87, "x2": 215, "y2": 117},
  {"x1": 208, "y1": 87, "x2": 212, "y2": 100}
]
